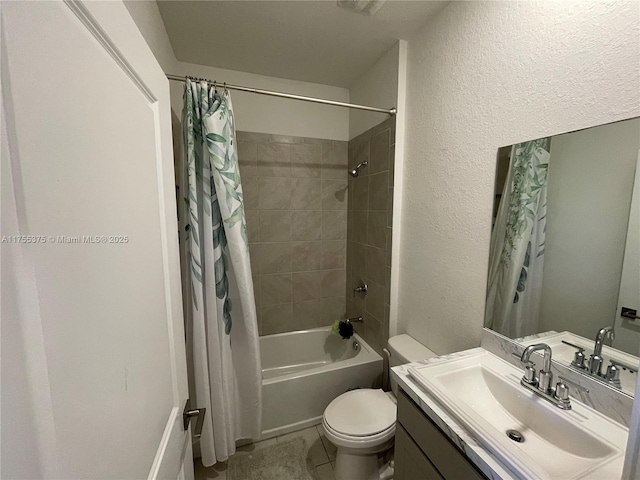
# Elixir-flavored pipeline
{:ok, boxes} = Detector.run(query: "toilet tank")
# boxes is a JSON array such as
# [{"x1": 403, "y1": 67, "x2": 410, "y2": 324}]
[{"x1": 387, "y1": 334, "x2": 436, "y2": 395}]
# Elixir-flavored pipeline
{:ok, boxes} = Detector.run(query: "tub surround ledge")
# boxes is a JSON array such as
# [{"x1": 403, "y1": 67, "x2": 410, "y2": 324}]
[{"x1": 392, "y1": 349, "x2": 519, "y2": 480}]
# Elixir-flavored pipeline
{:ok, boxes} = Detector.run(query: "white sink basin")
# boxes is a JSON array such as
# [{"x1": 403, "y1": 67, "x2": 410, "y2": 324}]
[{"x1": 408, "y1": 351, "x2": 628, "y2": 479}]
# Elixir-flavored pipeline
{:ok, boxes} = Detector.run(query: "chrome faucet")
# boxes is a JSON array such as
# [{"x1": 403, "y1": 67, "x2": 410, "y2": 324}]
[
  {"x1": 519, "y1": 343, "x2": 571, "y2": 410},
  {"x1": 589, "y1": 326, "x2": 615, "y2": 376}
]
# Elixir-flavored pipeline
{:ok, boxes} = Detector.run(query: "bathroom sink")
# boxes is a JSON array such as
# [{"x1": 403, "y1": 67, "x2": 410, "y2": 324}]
[{"x1": 408, "y1": 351, "x2": 628, "y2": 479}]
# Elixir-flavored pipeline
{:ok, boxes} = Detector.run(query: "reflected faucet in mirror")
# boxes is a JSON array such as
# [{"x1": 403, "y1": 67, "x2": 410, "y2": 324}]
[
  {"x1": 485, "y1": 116, "x2": 640, "y2": 396},
  {"x1": 589, "y1": 326, "x2": 615, "y2": 376}
]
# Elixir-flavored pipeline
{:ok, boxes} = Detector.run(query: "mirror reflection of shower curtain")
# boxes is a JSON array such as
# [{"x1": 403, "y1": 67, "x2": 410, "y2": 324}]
[
  {"x1": 181, "y1": 79, "x2": 261, "y2": 466},
  {"x1": 486, "y1": 139, "x2": 550, "y2": 338}
]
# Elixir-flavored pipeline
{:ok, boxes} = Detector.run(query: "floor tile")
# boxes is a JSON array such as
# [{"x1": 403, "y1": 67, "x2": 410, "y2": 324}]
[
  {"x1": 316, "y1": 424, "x2": 337, "y2": 461},
  {"x1": 315, "y1": 462, "x2": 336, "y2": 480},
  {"x1": 277, "y1": 425, "x2": 329, "y2": 466},
  {"x1": 194, "y1": 458, "x2": 227, "y2": 480}
]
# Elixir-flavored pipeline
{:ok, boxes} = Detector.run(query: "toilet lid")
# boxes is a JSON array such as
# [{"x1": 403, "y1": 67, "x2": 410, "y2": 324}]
[{"x1": 324, "y1": 389, "x2": 396, "y2": 437}]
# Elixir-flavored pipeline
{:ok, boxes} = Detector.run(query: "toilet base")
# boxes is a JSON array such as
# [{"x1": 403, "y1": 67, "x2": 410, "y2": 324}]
[{"x1": 333, "y1": 440, "x2": 394, "y2": 480}]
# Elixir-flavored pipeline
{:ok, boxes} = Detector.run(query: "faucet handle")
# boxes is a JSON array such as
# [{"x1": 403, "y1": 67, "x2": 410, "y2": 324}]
[
  {"x1": 523, "y1": 364, "x2": 538, "y2": 386},
  {"x1": 554, "y1": 381, "x2": 571, "y2": 409}
]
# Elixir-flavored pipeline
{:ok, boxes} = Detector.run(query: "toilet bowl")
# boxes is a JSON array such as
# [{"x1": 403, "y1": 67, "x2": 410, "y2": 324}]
[{"x1": 322, "y1": 334, "x2": 436, "y2": 480}]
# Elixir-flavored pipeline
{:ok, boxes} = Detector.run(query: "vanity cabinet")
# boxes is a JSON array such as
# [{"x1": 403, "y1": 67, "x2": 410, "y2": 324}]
[{"x1": 395, "y1": 389, "x2": 487, "y2": 480}]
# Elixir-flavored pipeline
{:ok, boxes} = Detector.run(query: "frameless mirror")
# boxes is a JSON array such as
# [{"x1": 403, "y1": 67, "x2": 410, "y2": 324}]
[{"x1": 485, "y1": 118, "x2": 640, "y2": 396}]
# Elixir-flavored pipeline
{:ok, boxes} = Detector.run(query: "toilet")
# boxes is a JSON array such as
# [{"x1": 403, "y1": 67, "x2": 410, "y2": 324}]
[{"x1": 322, "y1": 334, "x2": 436, "y2": 480}]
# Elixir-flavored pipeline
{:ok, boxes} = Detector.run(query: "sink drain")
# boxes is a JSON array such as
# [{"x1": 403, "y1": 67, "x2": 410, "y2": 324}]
[{"x1": 506, "y1": 429, "x2": 524, "y2": 443}]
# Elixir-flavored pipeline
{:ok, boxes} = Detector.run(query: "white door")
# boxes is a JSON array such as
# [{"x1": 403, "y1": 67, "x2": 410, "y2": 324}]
[{"x1": 1, "y1": 1, "x2": 193, "y2": 479}]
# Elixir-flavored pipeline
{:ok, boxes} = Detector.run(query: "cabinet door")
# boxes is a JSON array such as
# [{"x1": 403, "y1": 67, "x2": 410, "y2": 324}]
[{"x1": 395, "y1": 424, "x2": 444, "y2": 480}]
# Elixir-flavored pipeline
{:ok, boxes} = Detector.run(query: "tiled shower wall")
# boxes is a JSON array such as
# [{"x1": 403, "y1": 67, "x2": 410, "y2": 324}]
[
  {"x1": 237, "y1": 131, "x2": 348, "y2": 336},
  {"x1": 346, "y1": 117, "x2": 396, "y2": 356}
]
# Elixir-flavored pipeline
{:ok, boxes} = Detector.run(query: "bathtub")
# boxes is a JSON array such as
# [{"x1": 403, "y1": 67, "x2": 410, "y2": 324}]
[{"x1": 260, "y1": 327, "x2": 383, "y2": 439}]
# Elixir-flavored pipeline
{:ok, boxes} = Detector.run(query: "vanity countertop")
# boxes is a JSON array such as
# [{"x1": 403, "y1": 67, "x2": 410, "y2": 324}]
[{"x1": 391, "y1": 347, "x2": 519, "y2": 480}]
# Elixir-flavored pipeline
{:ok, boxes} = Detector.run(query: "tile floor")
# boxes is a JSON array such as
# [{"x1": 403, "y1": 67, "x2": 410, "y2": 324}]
[{"x1": 194, "y1": 424, "x2": 337, "y2": 480}]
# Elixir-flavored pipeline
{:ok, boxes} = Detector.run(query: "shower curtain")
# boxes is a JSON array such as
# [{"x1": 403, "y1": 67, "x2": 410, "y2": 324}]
[
  {"x1": 486, "y1": 138, "x2": 550, "y2": 338},
  {"x1": 182, "y1": 79, "x2": 261, "y2": 465}
]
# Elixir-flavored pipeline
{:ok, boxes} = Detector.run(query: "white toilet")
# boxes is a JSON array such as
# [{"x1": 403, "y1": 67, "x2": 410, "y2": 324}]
[{"x1": 322, "y1": 334, "x2": 436, "y2": 480}]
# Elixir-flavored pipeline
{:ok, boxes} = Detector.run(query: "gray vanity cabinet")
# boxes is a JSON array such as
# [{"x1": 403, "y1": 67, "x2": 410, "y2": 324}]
[{"x1": 395, "y1": 389, "x2": 487, "y2": 480}]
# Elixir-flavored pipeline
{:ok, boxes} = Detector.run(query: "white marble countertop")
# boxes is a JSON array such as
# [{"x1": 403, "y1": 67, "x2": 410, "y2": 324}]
[{"x1": 391, "y1": 347, "x2": 519, "y2": 480}]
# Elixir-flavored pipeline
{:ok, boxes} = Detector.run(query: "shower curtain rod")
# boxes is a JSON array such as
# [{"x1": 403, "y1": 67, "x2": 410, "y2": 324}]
[{"x1": 166, "y1": 74, "x2": 396, "y2": 116}]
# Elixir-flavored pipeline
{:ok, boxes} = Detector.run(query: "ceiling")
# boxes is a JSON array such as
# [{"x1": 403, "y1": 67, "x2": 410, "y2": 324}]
[{"x1": 157, "y1": 1, "x2": 447, "y2": 88}]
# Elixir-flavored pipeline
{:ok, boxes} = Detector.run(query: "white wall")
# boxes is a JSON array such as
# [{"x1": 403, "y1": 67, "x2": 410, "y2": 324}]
[
  {"x1": 125, "y1": 1, "x2": 350, "y2": 141},
  {"x1": 539, "y1": 119, "x2": 640, "y2": 340},
  {"x1": 171, "y1": 61, "x2": 350, "y2": 140},
  {"x1": 349, "y1": 43, "x2": 400, "y2": 140},
  {"x1": 399, "y1": 1, "x2": 640, "y2": 355},
  {"x1": 123, "y1": 1, "x2": 178, "y2": 73}
]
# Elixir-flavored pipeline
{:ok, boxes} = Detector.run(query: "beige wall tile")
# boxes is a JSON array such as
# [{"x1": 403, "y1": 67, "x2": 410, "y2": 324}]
[
  {"x1": 321, "y1": 210, "x2": 347, "y2": 240},
  {"x1": 237, "y1": 131, "x2": 271, "y2": 143},
  {"x1": 352, "y1": 210, "x2": 367, "y2": 244},
  {"x1": 369, "y1": 129, "x2": 390, "y2": 174},
  {"x1": 245, "y1": 209, "x2": 260, "y2": 243},
  {"x1": 258, "y1": 177, "x2": 291, "y2": 209},
  {"x1": 270, "y1": 134, "x2": 304, "y2": 144},
  {"x1": 291, "y1": 144, "x2": 322, "y2": 178},
  {"x1": 321, "y1": 144, "x2": 348, "y2": 179},
  {"x1": 291, "y1": 211, "x2": 322, "y2": 241},
  {"x1": 291, "y1": 178, "x2": 321, "y2": 210},
  {"x1": 365, "y1": 281, "x2": 385, "y2": 323},
  {"x1": 368, "y1": 172, "x2": 388, "y2": 211},
  {"x1": 351, "y1": 176, "x2": 369, "y2": 211},
  {"x1": 259, "y1": 211, "x2": 291, "y2": 242},
  {"x1": 321, "y1": 297, "x2": 346, "y2": 325},
  {"x1": 257, "y1": 143, "x2": 290, "y2": 177},
  {"x1": 293, "y1": 300, "x2": 323, "y2": 329},
  {"x1": 321, "y1": 269, "x2": 346, "y2": 298},
  {"x1": 237, "y1": 140, "x2": 257, "y2": 177},
  {"x1": 322, "y1": 240, "x2": 346, "y2": 270},
  {"x1": 258, "y1": 243, "x2": 292, "y2": 274},
  {"x1": 243, "y1": 176, "x2": 259, "y2": 210},
  {"x1": 249, "y1": 244, "x2": 260, "y2": 275},
  {"x1": 261, "y1": 274, "x2": 293, "y2": 305},
  {"x1": 262, "y1": 303, "x2": 294, "y2": 335},
  {"x1": 365, "y1": 246, "x2": 385, "y2": 285},
  {"x1": 386, "y1": 227, "x2": 392, "y2": 267},
  {"x1": 364, "y1": 315, "x2": 385, "y2": 356},
  {"x1": 291, "y1": 241, "x2": 322, "y2": 272},
  {"x1": 321, "y1": 179, "x2": 348, "y2": 210},
  {"x1": 350, "y1": 242, "x2": 366, "y2": 284},
  {"x1": 367, "y1": 211, "x2": 386, "y2": 249},
  {"x1": 387, "y1": 187, "x2": 394, "y2": 227},
  {"x1": 292, "y1": 271, "x2": 322, "y2": 302}
]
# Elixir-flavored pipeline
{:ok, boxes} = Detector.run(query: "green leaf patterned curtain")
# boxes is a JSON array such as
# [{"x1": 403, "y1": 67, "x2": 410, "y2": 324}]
[
  {"x1": 182, "y1": 79, "x2": 261, "y2": 465},
  {"x1": 486, "y1": 138, "x2": 550, "y2": 338}
]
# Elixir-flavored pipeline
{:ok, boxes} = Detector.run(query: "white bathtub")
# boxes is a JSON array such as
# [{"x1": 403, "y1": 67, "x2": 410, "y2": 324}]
[{"x1": 260, "y1": 327, "x2": 383, "y2": 439}]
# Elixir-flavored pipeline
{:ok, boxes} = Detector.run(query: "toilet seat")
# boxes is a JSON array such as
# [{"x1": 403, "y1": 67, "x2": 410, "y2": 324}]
[{"x1": 322, "y1": 389, "x2": 396, "y2": 448}]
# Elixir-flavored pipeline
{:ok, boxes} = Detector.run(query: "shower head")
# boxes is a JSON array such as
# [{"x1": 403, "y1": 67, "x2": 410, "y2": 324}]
[{"x1": 349, "y1": 161, "x2": 368, "y2": 177}]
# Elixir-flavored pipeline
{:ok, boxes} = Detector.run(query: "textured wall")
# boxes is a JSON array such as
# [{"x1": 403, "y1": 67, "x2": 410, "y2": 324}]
[
  {"x1": 400, "y1": 1, "x2": 640, "y2": 354},
  {"x1": 346, "y1": 117, "x2": 396, "y2": 355},
  {"x1": 238, "y1": 132, "x2": 349, "y2": 335}
]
